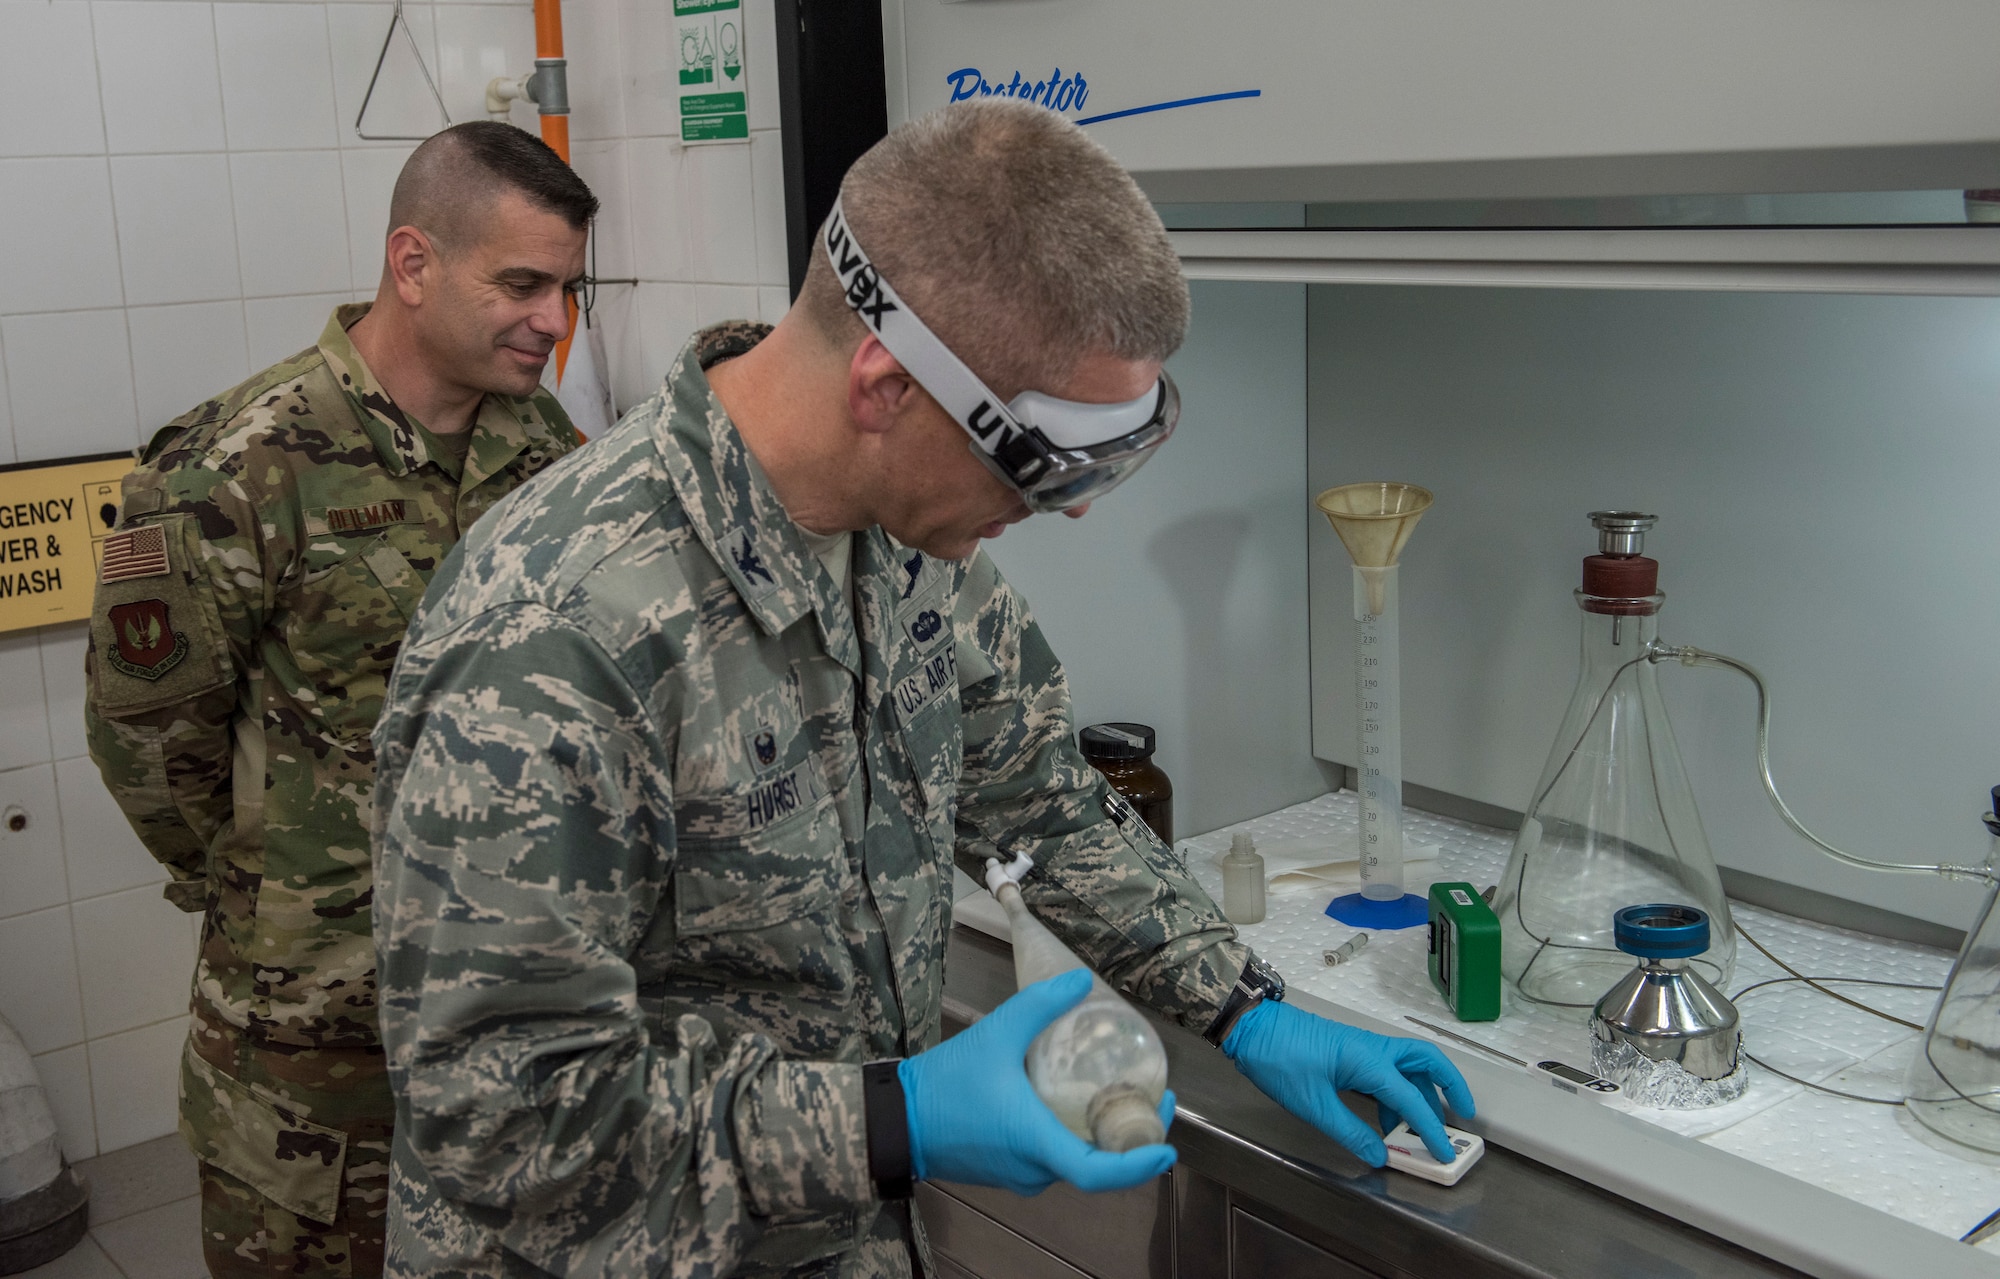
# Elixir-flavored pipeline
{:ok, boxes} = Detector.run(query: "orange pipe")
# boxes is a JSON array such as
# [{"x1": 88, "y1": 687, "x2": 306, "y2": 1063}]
[
  {"x1": 534, "y1": 0, "x2": 564, "y2": 62},
  {"x1": 539, "y1": 112, "x2": 570, "y2": 164},
  {"x1": 533, "y1": 0, "x2": 579, "y2": 388}
]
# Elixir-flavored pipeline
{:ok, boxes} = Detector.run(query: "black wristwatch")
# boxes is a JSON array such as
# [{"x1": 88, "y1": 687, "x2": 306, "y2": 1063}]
[
  {"x1": 861, "y1": 1059, "x2": 914, "y2": 1200},
  {"x1": 1203, "y1": 956, "x2": 1286, "y2": 1047}
]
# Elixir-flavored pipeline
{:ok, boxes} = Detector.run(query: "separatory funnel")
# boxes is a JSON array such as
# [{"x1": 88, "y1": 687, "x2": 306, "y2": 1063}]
[
  {"x1": 1314, "y1": 482, "x2": 1433, "y2": 930},
  {"x1": 1491, "y1": 513, "x2": 1735, "y2": 1013},
  {"x1": 989, "y1": 870, "x2": 1169, "y2": 1152}
]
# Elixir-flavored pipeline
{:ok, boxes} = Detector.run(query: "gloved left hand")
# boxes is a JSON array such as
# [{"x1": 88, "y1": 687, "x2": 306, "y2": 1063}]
[{"x1": 1222, "y1": 999, "x2": 1475, "y2": 1166}]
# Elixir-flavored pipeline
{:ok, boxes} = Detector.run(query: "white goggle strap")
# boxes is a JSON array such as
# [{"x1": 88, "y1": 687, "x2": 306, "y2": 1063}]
[{"x1": 822, "y1": 198, "x2": 1034, "y2": 470}]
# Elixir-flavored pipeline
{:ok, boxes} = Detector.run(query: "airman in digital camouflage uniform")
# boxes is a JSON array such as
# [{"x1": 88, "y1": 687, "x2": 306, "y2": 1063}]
[
  {"x1": 372, "y1": 101, "x2": 1473, "y2": 1279},
  {"x1": 83, "y1": 122, "x2": 596, "y2": 1279}
]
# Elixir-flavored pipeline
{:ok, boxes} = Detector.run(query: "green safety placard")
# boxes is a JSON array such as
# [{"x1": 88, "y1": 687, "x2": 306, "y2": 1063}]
[{"x1": 675, "y1": 0, "x2": 748, "y2": 144}]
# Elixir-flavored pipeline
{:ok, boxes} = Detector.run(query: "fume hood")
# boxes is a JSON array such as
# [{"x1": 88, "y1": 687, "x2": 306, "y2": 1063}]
[{"x1": 771, "y1": 6, "x2": 2000, "y2": 1275}]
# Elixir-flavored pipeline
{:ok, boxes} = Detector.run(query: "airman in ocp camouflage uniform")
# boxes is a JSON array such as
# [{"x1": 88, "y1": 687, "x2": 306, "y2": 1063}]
[
  {"x1": 84, "y1": 304, "x2": 580, "y2": 1274},
  {"x1": 371, "y1": 323, "x2": 1250, "y2": 1278},
  {"x1": 84, "y1": 121, "x2": 596, "y2": 1279}
]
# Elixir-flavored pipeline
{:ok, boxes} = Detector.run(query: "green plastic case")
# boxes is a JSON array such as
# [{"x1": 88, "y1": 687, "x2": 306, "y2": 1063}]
[{"x1": 1428, "y1": 881, "x2": 1502, "y2": 1022}]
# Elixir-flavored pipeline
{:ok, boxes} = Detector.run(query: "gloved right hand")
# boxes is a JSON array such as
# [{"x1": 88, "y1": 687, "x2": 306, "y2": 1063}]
[{"x1": 898, "y1": 968, "x2": 1178, "y2": 1196}]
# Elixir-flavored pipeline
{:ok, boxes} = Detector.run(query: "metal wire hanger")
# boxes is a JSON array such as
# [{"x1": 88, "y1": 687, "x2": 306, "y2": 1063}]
[{"x1": 355, "y1": 0, "x2": 452, "y2": 142}]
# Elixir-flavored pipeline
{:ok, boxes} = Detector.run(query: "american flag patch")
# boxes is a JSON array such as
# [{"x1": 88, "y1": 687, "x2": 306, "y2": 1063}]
[{"x1": 100, "y1": 526, "x2": 171, "y2": 584}]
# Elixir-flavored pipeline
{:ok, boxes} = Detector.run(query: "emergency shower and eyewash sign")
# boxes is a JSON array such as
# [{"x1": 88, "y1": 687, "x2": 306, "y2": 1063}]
[
  {"x1": 675, "y1": 0, "x2": 748, "y2": 143},
  {"x1": 0, "y1": 452, "x2": 134, "y2": 635}
]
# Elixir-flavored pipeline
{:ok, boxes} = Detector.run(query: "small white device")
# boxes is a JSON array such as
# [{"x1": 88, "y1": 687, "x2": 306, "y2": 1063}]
[{"x1": 1382, "y1": 1122, "x2": 1484, "y2": 1187}]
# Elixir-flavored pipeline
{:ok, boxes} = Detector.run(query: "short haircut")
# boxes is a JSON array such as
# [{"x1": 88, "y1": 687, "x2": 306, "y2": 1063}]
[
  {"x1": 387, "y1": 121, "x2": 599, "y2": 256},
  {"x1": 799, "y1": 99, "x2": 1189, "y2": 398}
]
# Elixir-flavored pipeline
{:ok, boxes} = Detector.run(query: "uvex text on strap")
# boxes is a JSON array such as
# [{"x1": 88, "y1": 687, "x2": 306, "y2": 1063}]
[{"x1": 822, "y1": 198, "x2": 1178, "y2": 512}]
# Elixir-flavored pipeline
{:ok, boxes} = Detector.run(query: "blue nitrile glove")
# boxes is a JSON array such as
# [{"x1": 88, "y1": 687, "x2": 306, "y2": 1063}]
[
  {"x1": 898, "y1": 968, "x2": 1178, "y2": 1196},
  {"x1": 1222, "y1": 999, "x2": 1475, "y2": 1167}
]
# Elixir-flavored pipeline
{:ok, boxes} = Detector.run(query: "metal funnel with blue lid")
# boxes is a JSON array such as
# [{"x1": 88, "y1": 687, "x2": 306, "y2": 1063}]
[{"x1": 1589, "y1": 904, "x2": 1749, "y2": 1108}]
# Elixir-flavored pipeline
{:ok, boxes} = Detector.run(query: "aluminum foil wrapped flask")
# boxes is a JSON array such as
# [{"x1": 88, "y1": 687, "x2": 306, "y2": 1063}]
[{"x1": 1491, "y1": 512, "x2": 1736, "y2": 1014}]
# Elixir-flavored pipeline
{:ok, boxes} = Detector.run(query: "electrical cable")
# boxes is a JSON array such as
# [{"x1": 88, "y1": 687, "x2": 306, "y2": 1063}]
[
  {"x1": 1734, "y1": 918, "x2": 1928, "y2": 1032},
  {"x1": 1730, "y1": 973, "x2": 1943, "y2": 1105}
]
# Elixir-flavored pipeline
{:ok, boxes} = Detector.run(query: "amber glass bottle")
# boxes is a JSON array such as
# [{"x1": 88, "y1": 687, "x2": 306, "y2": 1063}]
[{"x1": 1078, "y1": 723, "x2": 1173, "y2": 846}]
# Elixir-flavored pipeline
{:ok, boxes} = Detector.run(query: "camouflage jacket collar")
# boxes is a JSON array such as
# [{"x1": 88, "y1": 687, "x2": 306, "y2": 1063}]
[
  {"x1": 317, "y1": 303, "x2": 550, "y2": 488},
  {"x1": 653, "y1": 324, "x2": 862, "y2": 671}
]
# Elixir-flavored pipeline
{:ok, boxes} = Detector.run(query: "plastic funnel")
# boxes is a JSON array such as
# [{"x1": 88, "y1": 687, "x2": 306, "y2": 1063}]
[
  {"x1": 1315, "y1": 482, "x2": 1432, "y2": 614},
  {"x1": 1314, "y1": 482, "x2": 1433, "y2": 568}
]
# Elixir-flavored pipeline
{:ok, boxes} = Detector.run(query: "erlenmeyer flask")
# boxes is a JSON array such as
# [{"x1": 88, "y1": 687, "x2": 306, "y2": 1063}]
[
  {"x1": 1902, "y1": 791, "x2": 2000, "y2": 1152},
  {"x1": 1492, "y1": 513, "x2": 1736, "y2": 1014}
]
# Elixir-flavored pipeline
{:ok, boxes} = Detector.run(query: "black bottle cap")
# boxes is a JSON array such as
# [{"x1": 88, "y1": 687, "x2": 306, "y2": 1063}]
[{"x1": 1079, "y1": 722, "x2": 1156, "y2": 761}]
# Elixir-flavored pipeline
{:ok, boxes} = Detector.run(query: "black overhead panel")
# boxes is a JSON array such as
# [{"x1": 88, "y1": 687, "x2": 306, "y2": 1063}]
[{"x1": 774, "y1": 1, "x2": 889, "y2": 297}]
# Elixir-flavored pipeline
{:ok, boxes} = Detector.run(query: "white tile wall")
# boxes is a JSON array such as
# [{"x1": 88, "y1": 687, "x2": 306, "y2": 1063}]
[
  {"x1": 215, "y1": 5, "x2": 342, "y2": 152},
  {"x1": 339, "y1": 144, "x2": 414, "y2": 291},
  {"x1": 0, "y1": 905, "x2": 84, "y2": 1054},
  {"x1": 0, "y1": 0, "x2": 785, "y2": 1159},
  {"x1": 580, "y1": 0, "x2": 788, "y2": 412},
  {"x1": 245, "y1": 293, "x2": 351, "y2": 370},
  {"x1": 570, "y1": 138, "x2": 634, "y2": 278},
  {"x1": 93, "y1": 3, "x2": 229, "y2": 156},
  {"x1": 0, "y1": 622, "x2": 191, "y2": 1162},
  {"x1": 57, "y1": 753, "x2": 165, "y2": 902},
  {"x1": 435, "y1": 4, "x2": 538, "y2": 128},
  {"x1": 627, "y1": 136, "x2": 691, "y2": 283},
  {"x1": 0, "y1": 5, "x2": 106, "y2": 159},
  {"x1": 759, "y1": 285, "x2": 791, "y2": 326},
  {"x1": 88, "y1": 1016, "x2": 186, "y2": 1152},
  {"x1": 683, "y1": 144, "x2": 759, "y2": 286},
  {"x1": 0, "y1": 766, "x2": 66, "y2": 917},
  {"x1": 40, "y1": 628, "x2": 88, "y2": 762},
  {"x1": 750, "y1": 130, "x2": 787, "y2": 288},
  {"x1": 128, "y1": 303, "x2": 253, "y2": 430},
  {"x1": 111, "y1": 154, "x2": 244, "y2": 306},
  {"x1": 563, "y1": 0, "x2": 627, "y2": 142},
  {"x1": 0, "y1": 158, "x2": 124, "y2": 314},
  {"x1": 695, "y1": 283, "x2": 759, "y2": 329},
  {"x1": 30, "y1": 1043, "x2": 95, "y2": 1163},
  {"x1": 73, "y1": 886, "x2": 196, "y2": 1039},
  {"x1": 3, "y1": 310, "x2": 139, "y2": 462},
  {"x1": 232, "y1": 151, "x2": 354, "y2": 297},
  {"x1": 0, "y1": 633, "x2": 52, "y2": 772}
]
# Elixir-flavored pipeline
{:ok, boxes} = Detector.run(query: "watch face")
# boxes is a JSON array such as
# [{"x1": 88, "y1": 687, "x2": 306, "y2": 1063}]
[{"x1": 1253, "y1": 960, "x2": 1285, "y2": 1000}]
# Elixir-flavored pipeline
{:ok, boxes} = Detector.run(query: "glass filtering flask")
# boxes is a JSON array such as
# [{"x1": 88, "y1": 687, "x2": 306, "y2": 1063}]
[
  {"x1": 1491, "y1": 512, "x2": 1736, "y2": 1014},
  {"x1": 993, "y1": 879, "x2": 1169, "y2": 1152},
  {"x1": 1902, "y1": 788, "x2": 2000, "y2": 1152}
]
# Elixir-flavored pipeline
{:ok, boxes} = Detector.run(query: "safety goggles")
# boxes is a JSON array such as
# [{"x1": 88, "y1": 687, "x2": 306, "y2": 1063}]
[{"x1": 822, "y1": 198, "x2": 1178, "y2": 513}]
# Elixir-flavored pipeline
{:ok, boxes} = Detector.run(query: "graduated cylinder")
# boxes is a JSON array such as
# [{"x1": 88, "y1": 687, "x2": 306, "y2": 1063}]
[{"x1": 1314, "y1": 481, "x2": 1433, "y2": 930}]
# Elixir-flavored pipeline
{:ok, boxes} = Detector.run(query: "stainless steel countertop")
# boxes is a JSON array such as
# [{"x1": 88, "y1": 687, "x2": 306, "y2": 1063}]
[{"x1": 942, "y1": 925, "x2": 1805, "y2": 1279}]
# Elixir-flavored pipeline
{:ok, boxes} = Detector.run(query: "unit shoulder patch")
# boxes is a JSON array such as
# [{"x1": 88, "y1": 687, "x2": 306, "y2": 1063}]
[
  {"x1": 105, "y1": 598, "x2": 188, "y2": 680},
  {"x1": 99, "y1": 525, "x2": 171, "y2": 584}
]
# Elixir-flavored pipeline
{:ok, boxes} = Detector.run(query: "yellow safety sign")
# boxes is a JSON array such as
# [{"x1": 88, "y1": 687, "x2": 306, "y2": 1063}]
[{"x1": 0, "y1": 452, "x2": 136, "y2": 635}]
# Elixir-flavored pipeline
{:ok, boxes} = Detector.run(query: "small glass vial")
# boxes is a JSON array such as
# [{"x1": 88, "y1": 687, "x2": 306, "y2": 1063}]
[
  {"x1": 1079, "y1": 723, "x2": 1173, "y2": 845},
  {"x1": 1221, "y1": 832, "x2": 1267, "y2": 925}
]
